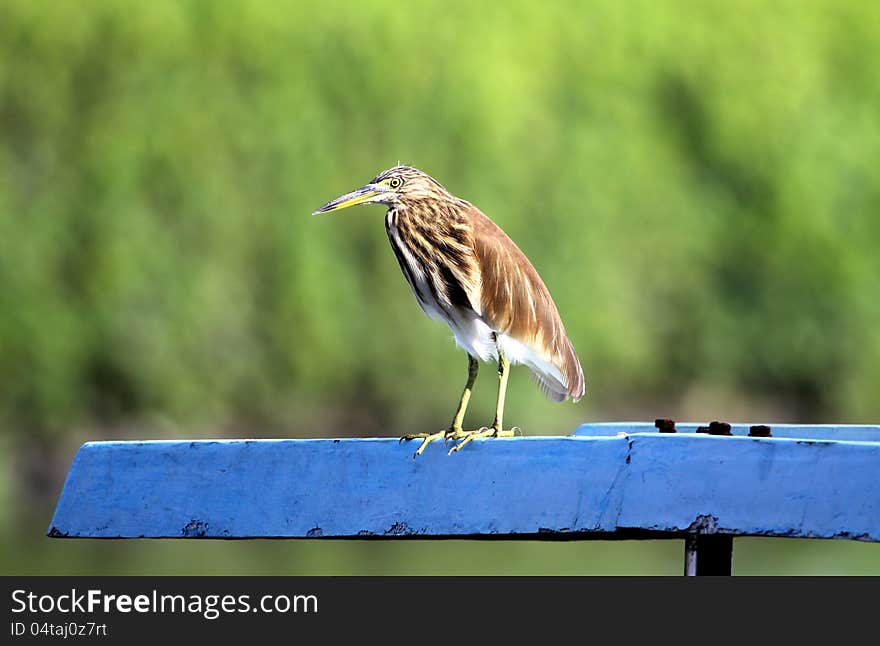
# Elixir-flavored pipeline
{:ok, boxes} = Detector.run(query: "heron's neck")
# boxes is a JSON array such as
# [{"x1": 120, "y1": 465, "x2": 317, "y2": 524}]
[{"x1": 394, "y1": 198, "x2": 466, "y2": 226}]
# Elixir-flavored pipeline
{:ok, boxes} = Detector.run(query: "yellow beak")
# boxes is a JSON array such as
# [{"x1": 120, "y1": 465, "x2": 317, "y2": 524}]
[{"x1": 312, "y1": 184, "x2": 385, "y2": 215}]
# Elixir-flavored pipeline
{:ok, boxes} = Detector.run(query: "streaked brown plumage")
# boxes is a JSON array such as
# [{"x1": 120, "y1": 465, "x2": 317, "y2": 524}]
[{"x1": 314, "y1": 165, "x2": 584, "y2": 455}]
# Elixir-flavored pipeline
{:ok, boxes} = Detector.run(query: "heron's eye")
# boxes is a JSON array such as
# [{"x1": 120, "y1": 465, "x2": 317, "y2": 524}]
[{"x1": 388, "y1": 177, "x2": 403, "y2": 189}]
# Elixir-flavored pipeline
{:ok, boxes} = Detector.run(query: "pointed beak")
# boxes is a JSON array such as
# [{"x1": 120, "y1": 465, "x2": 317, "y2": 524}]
[{"x1": 312, "y1": 184, "x2": 386, "y2": 215}]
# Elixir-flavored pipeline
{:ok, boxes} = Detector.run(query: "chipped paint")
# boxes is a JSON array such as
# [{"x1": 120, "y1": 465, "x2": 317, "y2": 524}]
[
  {"x1": 686, "y1": 514, "x2": 720, "y2": 534},
  {"x1": 181, "y1": 519, "x2": 208, "y2": 537},
  {"x1": 384, "y1": 522, "x2": 419, "y2": 536}
]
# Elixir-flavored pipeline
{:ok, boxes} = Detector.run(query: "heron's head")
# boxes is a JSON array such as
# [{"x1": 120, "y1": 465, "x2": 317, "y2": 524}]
[{"x1": 312, "y1": 165, "x2": 451, "y2": 215}]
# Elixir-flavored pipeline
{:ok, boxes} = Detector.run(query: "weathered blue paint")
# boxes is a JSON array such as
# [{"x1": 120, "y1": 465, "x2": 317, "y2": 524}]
[
  {"x1": 574, "y1": 422, "x2": 880, "y2": 441},
  {"x1": 617, "y1": 434, "x2": 880, "y2": 541},
  {"x1": 48, "y1": 430, "x2": 880, "y2": 541}
]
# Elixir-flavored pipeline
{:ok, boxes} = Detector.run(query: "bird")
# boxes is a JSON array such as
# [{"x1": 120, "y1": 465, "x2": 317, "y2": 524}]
[{"x1": 313, "y1": 165, "x2": 585, "y2": 456}]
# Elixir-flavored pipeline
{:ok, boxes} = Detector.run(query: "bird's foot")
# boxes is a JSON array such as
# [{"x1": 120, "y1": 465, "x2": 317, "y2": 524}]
[
  {"x1": 401, "y1": 428, "x2": 463, "y2": 458},
  {"x1": 447, "y1": 425, "x2": 520, "y2": 455},
  {"x1": 402, "y1": 426, "x2": 521, "y2": 457}
]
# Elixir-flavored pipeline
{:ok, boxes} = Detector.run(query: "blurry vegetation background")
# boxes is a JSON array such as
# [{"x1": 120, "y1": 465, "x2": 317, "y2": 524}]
[{"x1": 2, "y1": 0, "x2": 879, "y2": 574}]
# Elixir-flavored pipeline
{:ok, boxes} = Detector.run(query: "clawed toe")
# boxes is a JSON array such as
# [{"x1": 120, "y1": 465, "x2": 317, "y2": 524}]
[
  {"x1": 400, "y1": 430, "x2": 448, "y2": 458},
  {"x1": 402, "y1": 425, "x2": 520, "y2": 457},
  {"x1": 447, "y1": 426, "x2": 517, "y2": 455}
]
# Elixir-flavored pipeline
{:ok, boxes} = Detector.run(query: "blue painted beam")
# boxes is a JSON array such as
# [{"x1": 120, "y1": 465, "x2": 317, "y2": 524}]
[
  {"x1": 575, "y1": 422, "x2": 880, "y2": 442},
  {"x1": 48, "y1": 431, "x2": 880, "y2": 541}
]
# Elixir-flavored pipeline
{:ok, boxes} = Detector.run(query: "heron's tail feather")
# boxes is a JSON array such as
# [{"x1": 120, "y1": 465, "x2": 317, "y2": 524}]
[
  {"x1": 499, "y1": 333, "x2": 585, "y2": 403},
  {"x1": 526, "y1": 336, "x2": 585, "y2": 403}
]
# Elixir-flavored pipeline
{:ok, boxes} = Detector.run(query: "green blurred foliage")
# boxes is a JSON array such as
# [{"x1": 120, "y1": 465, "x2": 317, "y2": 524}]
[{"x1": 1, "y1": 0, "x2": 878, "y2": 574}]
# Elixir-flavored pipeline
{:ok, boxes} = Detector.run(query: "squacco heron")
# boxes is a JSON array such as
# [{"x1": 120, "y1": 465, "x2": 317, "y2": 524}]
[{"x1": 314, "y1": 165, "x2": 585, "y2": 456}]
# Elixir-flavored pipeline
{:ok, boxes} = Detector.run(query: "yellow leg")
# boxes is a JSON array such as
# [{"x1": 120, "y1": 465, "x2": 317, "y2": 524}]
[
  {"x1": 493, "y1": 348, "x2": 510, "y2": 432},
  {"x1": 449, "y1": 350, "x2": 518, "y2": 455},
  {"x1": 402, "y1": 355, "x2": 479, "y2": 457},
  {"x1": 450, "y1": 355, "x2": 479, "y2": 432}
]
